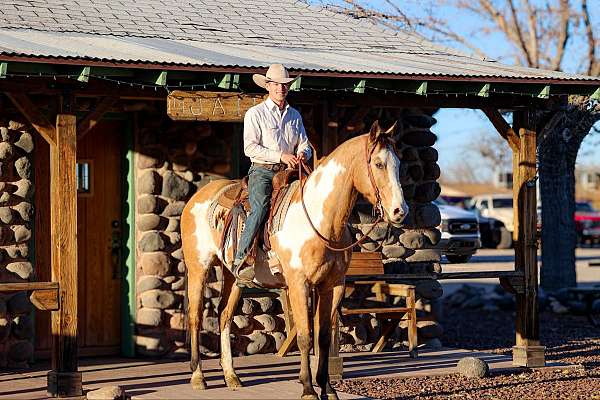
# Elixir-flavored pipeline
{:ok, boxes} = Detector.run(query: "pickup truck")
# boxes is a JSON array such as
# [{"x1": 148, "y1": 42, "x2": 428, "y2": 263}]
[
  {"x1": 575, "y1": 202, "x2": 600, "y2": 246},
  {"x1": 465, "y1": 194, "x2": 513, "y2": 249},
  {"x1": 434, "y1": 198, "x2": 481, "y2": 263}
]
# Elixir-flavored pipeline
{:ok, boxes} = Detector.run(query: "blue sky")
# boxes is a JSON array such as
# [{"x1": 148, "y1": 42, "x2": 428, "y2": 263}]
[{"x1": 316, "y1": 0, "x2": 599, "y2": 179}]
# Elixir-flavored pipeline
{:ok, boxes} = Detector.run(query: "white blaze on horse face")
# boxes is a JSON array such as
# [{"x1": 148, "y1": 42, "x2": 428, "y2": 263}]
[
  {"x1": 276, "y1": 159, "x2": 346, "y2": 270},
  {"x1": 376, "y1": 146, "x2": 408, "y2": 222},
  {"x1": 190, "y1": 200, "x2": 218, "y2": 265}
]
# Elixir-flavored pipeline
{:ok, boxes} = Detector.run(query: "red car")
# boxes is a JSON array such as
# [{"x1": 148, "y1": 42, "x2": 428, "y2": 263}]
[{"x1": 575, "y1": 202, "x2": 600, "y2": 246}]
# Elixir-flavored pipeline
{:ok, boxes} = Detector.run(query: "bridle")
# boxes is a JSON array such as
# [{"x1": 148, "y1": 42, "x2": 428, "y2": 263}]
[{"x1": 298, "y1": 136, "x2": 390, "y2": 252}]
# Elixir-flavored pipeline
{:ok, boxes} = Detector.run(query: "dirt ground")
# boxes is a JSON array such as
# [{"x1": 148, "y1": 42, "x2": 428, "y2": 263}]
[{"x1": 333, "y1": 306, "x2": 600, "y2": 399}]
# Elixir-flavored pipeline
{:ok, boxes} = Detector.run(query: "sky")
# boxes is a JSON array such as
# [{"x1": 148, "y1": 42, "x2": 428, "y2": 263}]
[{"x1": 316, "y1": 0, "x2": 600, "y2": 181}]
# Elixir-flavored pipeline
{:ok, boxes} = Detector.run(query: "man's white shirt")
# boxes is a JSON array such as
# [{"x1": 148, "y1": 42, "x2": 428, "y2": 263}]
[{"x1": 243, "y1": 97, "x2": 312, "y2": 164}]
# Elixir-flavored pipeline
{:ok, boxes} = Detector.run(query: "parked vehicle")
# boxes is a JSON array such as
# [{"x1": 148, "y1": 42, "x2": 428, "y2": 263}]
[
  {"x1": 477, "y1": 214, "x2": 507, "y2": 248},
  {"x1": 575, "y1": 201, "x2": 600, "y2": 246},
  {"x1": 465, "y1": 194, "x2": 513, "y2": 248},
  {"x1": 434, "y1": 198, "x2": 481, "y2": 263}
]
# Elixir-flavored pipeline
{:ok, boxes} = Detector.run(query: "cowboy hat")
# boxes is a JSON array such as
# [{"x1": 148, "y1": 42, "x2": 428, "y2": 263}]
[{"x1": 252, "y1": 64, "x2": 299, "y2": 89}]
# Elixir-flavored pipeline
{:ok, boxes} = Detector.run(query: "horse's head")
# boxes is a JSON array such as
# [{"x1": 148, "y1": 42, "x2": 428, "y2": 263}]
[{"x1": 357, "y1": 121, "x2": 408, "y2": 227}]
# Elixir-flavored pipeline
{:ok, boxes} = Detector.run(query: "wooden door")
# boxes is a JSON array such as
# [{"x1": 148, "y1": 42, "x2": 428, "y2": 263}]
[
  {"x1": 76, "y1": 120, "x2": 123, "y2": 355},
  {"x1": 34, "y1": 119, "x2": 123, "y2": 357}
]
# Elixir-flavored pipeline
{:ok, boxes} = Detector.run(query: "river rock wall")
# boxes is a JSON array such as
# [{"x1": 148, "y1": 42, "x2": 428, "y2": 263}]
[{"x1": 0, "y1": 119, "x2": 35, "y2": 368}]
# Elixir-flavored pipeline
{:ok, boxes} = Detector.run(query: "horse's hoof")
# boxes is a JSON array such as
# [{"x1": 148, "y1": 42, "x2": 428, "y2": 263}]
[
  {"x1": 191, "y1": 375, "x2": 207, "y2": 390},
  {"x1": 321, "y1": 392, "x2": 339, "y2": 400},
  {"x1": 301, "y1": 393, "x2": 319, "y2": 400},
  {"x1": 225, "y1": 375, "x2": 243, "y2": 389}
]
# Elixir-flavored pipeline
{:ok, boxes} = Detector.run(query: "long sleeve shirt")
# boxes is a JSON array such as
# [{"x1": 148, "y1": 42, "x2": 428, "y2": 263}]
[{"x1": 243, "y1": 97, "x2": 312, "y2": 164}]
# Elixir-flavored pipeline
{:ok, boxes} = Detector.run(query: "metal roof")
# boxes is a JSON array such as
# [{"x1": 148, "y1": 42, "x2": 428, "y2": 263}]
[{"x1": 0, "y1": 0, "x2": 598, "y2": 83}]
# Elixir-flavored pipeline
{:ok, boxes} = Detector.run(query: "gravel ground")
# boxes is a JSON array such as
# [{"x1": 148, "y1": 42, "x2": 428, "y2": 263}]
[{"x1": 333, "y1": 305, "x2": 600, "y2": 399}]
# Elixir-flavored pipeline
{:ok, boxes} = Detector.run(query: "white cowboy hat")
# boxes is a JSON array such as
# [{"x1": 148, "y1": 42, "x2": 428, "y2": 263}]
[{"x1": 252, "y1": 64, "x2": 299, "y2": 89}]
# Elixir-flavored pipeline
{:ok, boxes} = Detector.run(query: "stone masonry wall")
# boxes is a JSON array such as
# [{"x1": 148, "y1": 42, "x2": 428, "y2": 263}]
[{"x1": 0, "y1": 119, "x2": 35, "y2": 368}]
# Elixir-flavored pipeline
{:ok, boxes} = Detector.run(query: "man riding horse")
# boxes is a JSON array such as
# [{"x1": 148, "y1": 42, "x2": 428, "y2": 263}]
[{"x1": 233, "y1": 63, "x2": 312, "y2": 284}]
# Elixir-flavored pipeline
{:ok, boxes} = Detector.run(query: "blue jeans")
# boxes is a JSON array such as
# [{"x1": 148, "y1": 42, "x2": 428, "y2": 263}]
[{"x1": 235, "y1": 165, "x2": 275, "y2": 263}]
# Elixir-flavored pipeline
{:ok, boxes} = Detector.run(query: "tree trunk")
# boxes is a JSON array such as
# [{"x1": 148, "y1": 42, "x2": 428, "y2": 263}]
[
  {"x1": 537, "y1": 99, "x2": 599, "y2": 292},
  {"x1": 538, "y1": 133, "x2": 578, "y2": 292}
]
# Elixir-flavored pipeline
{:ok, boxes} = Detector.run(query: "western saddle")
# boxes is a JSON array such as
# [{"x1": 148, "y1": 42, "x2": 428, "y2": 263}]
[{"x1": 216, "y1": 168, "x2": 304, "y2": 263}]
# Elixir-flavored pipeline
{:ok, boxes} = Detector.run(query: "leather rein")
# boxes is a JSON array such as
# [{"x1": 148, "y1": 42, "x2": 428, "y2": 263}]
[{"x1": 298, "y1": 136, "x2": 390, "y2": 252}]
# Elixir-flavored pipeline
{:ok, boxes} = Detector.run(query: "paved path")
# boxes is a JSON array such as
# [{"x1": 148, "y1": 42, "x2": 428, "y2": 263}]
[
  {"x1": 0, "y1": 348, "x2": 518, "y2": 399},
  {"x1": 440, "y1": 248, "x2": 600, "y2": 295}
]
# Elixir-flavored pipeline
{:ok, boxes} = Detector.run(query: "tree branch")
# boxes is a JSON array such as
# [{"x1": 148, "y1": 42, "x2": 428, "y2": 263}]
[
  {"x1": 523, "y1": 0, "x2": 539, "y2": 67},
  {"x1": 582, "y1": 0, "x2": 599, "y2": 76},
  {"x1": 549, "y1": 0, "x2": 570, "y2": 71},
  {"x1": 507, "y1": 0, "x2": 534, "y2": 66}
]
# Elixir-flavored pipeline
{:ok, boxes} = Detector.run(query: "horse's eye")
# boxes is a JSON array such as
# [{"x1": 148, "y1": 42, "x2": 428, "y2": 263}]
[{"x1": 375, "y1": 162, "x2": 384, "y2": 169}]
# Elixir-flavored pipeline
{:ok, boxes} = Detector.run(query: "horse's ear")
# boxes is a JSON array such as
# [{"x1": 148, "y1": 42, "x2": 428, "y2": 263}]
[
  {"x1": 384, "y1": 121, "x2": 398, "y2": 142},
  {"x1": 368, "y1": 120, "x2": 381, "y2": 143}
]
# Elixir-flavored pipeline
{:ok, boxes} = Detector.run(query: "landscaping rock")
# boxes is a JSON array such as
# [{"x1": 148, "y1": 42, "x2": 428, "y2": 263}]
[
  {"x1": 457, "y1": 357, "x2": 489, "y2": 378},
  {"x1": 162, "y1": 201, "x2": 186, "y2": 217},
  {"x1": 161, "y1": 171, "x2": 191, "y2": 200},
  {"x1": 15, "y1": 157, "x2": 31, "y2": 179},
  {"x1": 14, "y1": 132, "x2": 34, "y2": 153},
  {"x1": 86, "y1": 385, "x2": 126, "y2": 400},
  {"x1": 6, "y1": 262, "x2": 34, "y2": 280},
  {"x1": 140, "y1": 289, "x2": 176, "y2": 309},
  {"x1": 137, "y1": 195, "x2": 158, "y2": 214},
  {"x1": 12, "y1": 202, "x2": 33, "y2": 222},
  {"x1": 138, "y1": 232, "x2": 166, "y2": 252},
  {"x1": 137, "y1": 308, "x2": 162, "y2": 327},
  {"x1": 137, "y1": 276, "x2": 163, "y2": 292}
]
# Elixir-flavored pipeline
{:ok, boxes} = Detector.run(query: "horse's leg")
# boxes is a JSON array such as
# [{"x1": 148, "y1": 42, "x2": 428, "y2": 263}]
[
  {"x1": 288, "y1": 279, "x2": 319, "y2": 400},
  {"x1": 219, "y1": 268, "x2": 243, "y2": 389},
  {"x1": 315, "y1": 283, "x2": 343, "y2": 400},
  {"x1": 188, "y1": 261, "x2": 210, "y2": 390}
]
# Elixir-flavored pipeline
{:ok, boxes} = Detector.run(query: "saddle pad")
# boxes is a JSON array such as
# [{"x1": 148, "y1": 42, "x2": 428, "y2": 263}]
[
  {"x1": 208, "y1": 183, "x2": 238, "y2": 230},
  {"x1": 269, "y1": 180, "x2": 300, "y2": 236}
]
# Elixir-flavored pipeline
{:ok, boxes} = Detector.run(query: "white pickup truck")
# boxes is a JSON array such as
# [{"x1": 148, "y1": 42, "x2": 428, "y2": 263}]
[
  {"x1": 434, "y1": 198, "x2": 481, "y2": 263},
  {"x1": 465, "y1": 194, "x2": 513, "y2": 249}
]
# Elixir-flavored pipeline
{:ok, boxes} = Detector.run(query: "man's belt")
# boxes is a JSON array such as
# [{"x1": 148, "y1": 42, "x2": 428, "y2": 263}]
[{"x1": 252, "y1": 162, "x2": 286, "y2": 172}]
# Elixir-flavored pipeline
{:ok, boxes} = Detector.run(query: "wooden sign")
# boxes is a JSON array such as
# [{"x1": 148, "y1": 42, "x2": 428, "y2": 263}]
[{"x1": 167, "y1": 90, "x2": 266, "y2": 122}]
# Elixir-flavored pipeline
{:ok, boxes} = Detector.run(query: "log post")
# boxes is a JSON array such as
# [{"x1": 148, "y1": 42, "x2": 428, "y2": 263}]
[
  {"x1": 47, "y1": 114, "x2": 82, "y2": 397},
  {"x1": 512, "y1": 110, "x2": 545, "y2": 367}
]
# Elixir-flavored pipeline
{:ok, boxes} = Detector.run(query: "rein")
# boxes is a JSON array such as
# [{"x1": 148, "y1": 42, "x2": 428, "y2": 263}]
[{"x1": 298, "y1": 137, "x2": 389, "y2": 252}]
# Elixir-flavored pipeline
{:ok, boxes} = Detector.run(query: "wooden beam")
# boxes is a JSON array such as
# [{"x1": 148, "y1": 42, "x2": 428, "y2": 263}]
[
  {"x1": 77, "y1": 96, "x2": 118, "y2": 140},
  {"x1": 30, "y1": 288, "x2": 60, "y2": 311},
  {"x1": 48, "y1": 114, "x2": 82, "y2": 397},
  {"x1": 4, "y1": 92, "x2": 57, "y2": 145},
  {"x1": 0, "y1": 282, "x2": 58, "y2": 291},
  {"x1": 481, "y1": 108, "x2": 520, "y2": 151},
  {"x1": 512, "y1": 111, "x2": 544, "y2": 368}
]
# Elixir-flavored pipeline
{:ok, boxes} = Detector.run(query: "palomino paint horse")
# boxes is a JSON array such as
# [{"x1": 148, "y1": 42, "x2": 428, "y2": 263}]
[{"x1": 180, "y1": 121, "x2": 408, "y2": 399}]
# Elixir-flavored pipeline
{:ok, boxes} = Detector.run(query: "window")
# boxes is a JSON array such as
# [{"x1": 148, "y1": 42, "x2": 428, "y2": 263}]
[
  {"x1": 76, "y1": 161, "x2": 93, "y2": 195},
  {"x1": 492, "y1": 198, "x2": 513, "y2": 209}
]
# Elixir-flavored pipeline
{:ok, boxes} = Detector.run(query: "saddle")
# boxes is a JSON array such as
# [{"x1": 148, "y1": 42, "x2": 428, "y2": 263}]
[{"x1": 216, "y1": 168, "x2": 303, "y2": 264}]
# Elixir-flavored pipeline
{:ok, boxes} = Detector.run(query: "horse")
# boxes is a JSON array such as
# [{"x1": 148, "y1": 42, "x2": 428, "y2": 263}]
[{"x1": 180, "y1": 120, "x2": 408, "y2": 399}]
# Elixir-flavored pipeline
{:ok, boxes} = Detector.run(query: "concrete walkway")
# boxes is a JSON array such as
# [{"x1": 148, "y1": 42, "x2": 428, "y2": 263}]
[{"x1": 0, "y1": 348, "x2": 518, "y2": 399}]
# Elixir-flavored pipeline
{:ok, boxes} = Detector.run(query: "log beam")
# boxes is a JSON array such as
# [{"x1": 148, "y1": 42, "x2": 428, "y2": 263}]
[
  {"x1": 512, "y1": 110, "x2": 544, "y2": 367},
  {"x1": 4, "y1": 92, "x2": 57, "y2": 145},
  {"x1": 48, "y1": 114, "x2": 82, "y2": 397},
  {"x1": 77, "y1": 96, "x2": 118, "y2": 140},
  {"x1": 481, "y1": 108, "x2": 520, "y2": 151}
]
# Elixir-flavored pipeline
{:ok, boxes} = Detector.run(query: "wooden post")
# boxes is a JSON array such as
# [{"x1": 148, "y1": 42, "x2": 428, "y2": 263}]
[
  {"x1": 512, "y1": 111, "x2": 545, "y2": 367},
  {"x1": 47, "y1": 114, "x2": 82, "y2": 397}
]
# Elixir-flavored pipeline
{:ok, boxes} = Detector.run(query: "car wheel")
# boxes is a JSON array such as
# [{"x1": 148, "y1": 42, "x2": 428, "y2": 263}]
[
  {"x1": 446, "y1": 254, "x2": 472, "y2": 263},
  {"x1": 496, "y1": 227, "x2": 513, "y2": 249}
]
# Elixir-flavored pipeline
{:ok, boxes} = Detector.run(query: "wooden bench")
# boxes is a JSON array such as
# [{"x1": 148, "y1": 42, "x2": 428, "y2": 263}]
[{"x1": 277, "y1": 252, "x2": 418, "y2": 358}]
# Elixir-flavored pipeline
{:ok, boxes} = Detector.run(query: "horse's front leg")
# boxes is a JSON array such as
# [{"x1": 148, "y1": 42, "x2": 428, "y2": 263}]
[
  {"x1": 315, "y1": 283, "x2": 343, "y2": 400},
  {"x1": 219, "y1": 268, "x2": 243, "y2": 389},
  {"x1": 288, "y1": 279, "x2": 318, "y2": 400}
]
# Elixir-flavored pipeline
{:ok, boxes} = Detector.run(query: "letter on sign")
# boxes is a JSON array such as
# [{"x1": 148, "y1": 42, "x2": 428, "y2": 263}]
[{"x1": 167, "y1": 91, "x2": 266, "y2": 122}]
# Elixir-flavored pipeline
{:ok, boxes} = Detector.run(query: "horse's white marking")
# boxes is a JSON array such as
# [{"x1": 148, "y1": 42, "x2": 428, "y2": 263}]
[
  {"x1": 220, "y1": 324, "x2": 234, "y2": 374},
  {"x1": 190, "y1": 200, "x2": 218, "y2": 265},
  {"x1": 377, "y1": 146, "x2": 408, "y2": 217},
  {"x1": 276, "y1": 159, "x2": 346, "y2": 270}
]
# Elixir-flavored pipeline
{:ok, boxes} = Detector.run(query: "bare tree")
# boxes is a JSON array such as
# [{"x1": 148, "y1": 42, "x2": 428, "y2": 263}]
[{"x1": 327, "y1": 0, "x2": 600, "y2": 291}]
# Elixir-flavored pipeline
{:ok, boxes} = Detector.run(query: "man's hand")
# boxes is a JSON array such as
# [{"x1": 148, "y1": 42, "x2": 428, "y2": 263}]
[
  {"x1": 281, "y1": 153, "x2": 300, "y2": 169},
  {"x1": 298, "y1": 152, "x2": 308, "y2": 163}
]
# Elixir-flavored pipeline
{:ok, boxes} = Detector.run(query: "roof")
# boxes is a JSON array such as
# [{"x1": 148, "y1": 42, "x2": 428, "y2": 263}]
[{"x1": 0, "y1": 0, "x2": 599, "y2": 84}]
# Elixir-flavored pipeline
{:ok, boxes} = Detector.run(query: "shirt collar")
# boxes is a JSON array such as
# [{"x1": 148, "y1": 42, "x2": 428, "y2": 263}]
[{"x1": 265, "y1": 97, "x2": 289, "y2": 113}]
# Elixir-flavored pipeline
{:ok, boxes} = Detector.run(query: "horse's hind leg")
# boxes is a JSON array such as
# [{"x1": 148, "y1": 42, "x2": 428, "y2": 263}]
[
  {"x1": 315, "y1": 283, "x2": 344, "y2": 400},
  {"x1": 288, "y1": 279, "x2": 319, "y2": 400},
  {"x1": 188, "y1": 261, "x2": 210, "y2": 390},
  {"x1": 219, "y1": 268, "x2": 243, "y2": 389}
]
